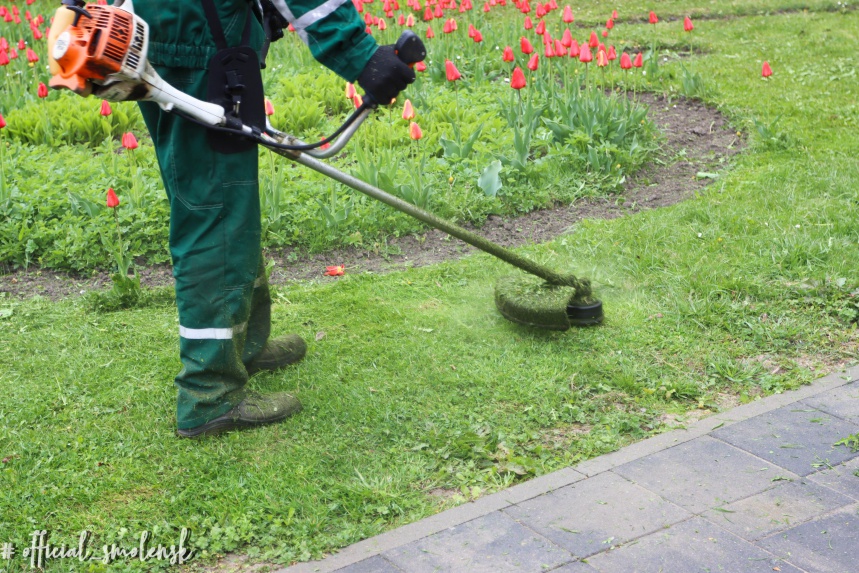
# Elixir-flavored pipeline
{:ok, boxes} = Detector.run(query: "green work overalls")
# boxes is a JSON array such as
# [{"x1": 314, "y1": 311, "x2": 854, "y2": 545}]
[{"x1": 133, "y1": 0, "x2": 376, "y2": 429}]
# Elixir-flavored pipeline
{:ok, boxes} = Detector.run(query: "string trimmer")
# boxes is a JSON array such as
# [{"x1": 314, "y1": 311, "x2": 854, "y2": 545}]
[{"x1": 47, "y1": 0, "x2": 603, "y2": 330}]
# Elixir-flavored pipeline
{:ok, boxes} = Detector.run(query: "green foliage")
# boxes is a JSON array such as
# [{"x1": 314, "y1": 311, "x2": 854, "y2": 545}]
[
  {"x1": 5, "y1": 94, "x2": 144, "y2": 147},
  {"x1": 752, "y1": 115, "x2": 792, "y2": 150}
]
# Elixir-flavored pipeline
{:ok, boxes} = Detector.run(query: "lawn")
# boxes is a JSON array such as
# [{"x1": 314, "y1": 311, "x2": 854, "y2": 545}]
[{"x1": 1, "y1": 0, "x2": 858, "y2": 571}]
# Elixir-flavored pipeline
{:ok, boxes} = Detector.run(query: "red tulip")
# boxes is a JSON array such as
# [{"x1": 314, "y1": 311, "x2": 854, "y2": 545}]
[
  {"x1": 683, "y1": 16, "x2": 694, "y2": 32},
  {"x1": 26, "y1": 48, "x2": 38, "y2": 63},
  {"x1": 468, "y1": 23, "x2": 476, "y2": 38},
  {"x1": 472, "y1": 30, "x2": 483, "y2": 42},
  {"x1": 649, "y1": 11, "x2": 658, "y2": 24},
  {"x1": 607, "y1": 45, "x2": 616, "y2": 61},
  {"x1": 402, "y1": 99, "x2": 415, "y2": 120},
  {"x1": 324, "y1": 265, "x2": 345, "y2": 276},
  {"x1": 544, "y1": 42, "x2": 554, "y2": 58},
  {"x1": 588, "y1": 31, "x2": 598, "y2": 48},
  {"x1": 601, "y1": 29, "x2": 608, "y2": 38},
  {"x1": 37, "y1": 82, "x2": 48, "y2": 98},
  {"x1": 0, "y1": 50, "x2": 8, "y2": 66},
  {"x1": 524, "y1": 16, "x2": 533, "y2": 29},
  {"x1": 579, "y1": 44, "x2": 592, "y2": 63},
  {"x1": 445, "y1": 59, "x2": 461, "y2": 81},
  {"x1": 632, "y1": 52, "x2": 643, "y2": 67},
  {"x1": 620, "y1": 52, "x2": 632, "y2": 69},
  {"x1": 0, "y1": 114, "x2": 5, "y2": 129},
  {"x1": 426, "y1": 25, "x2": 435, "y2": 38},
  {"x1": 100, "y1": 100, "x2": 112, "y2": 116},
  {"x1": 377, "y1": 18, "x2": 387, "y2": 30},
  {"x1": 122, "y1": 132, "x2": 138, "y2": 150},
  {"x1": 762, "y1": 61, "x2": 773, "y2": 77},
  {"x1": 535, "y1": 20, "x2": 545, "y2": 35},
  {"x1": 17, "y1": 39, "x2": 24, "y2": 50},
  {"x1": 423, "y1": 6, "x2": 433, "y2": 20},
  {"x1": 553, "y1": 39, "x2": 565, "y2": 57},
  {"x1": 612, "y1": 9, "x2": 618, "y2": 18},
  {"x1": 397, "y1": 14, "x2": 405, "y2": 24},
  {"x1": 560, "y1": 28, "x2": 572, "y2": 47},
  {"x1": 345, "y1": 82, "x2": 356, "y2": 98},
  {"x1": 606, "y1": 18, "x2": 613, "y2": 29},
  {"x1": 562, "y1": 5, "x2": 573, "y2": 22},
  {"x1": 568, "y1": 38, "x2": 579, "y2": 58},
  {"x1": 527, "y1": 53, "x2": 539, "y2": 71},
  {"x1": 32, "y1": 27, "x2": 42, "y2": 41},
  {"x1": 106, "y1": 188, "x2": 120, "y2": 208},
  {"x1": 409, "y1": 121, "x2": 423, "y2": 140},
  {"x1": 353, "y1": 94, "x2": 363, "y2": 108},
  {"x1": 502, "y1": 45, "x2": 515, "y2": 62},
  {"x1": 406, "y1": 14, "x2": 415, "y2": 26},
  {"x1": 510, "y1": 66, "x2": 526, "y2": 89},
  {"x1": 8, "y1": 48, "x2": 16, "y2": 60},
  {"x1": 520, "y1": 36, "x2": 534, "y2": 54},
  {"x1": 415, "y1": 61, "x2": 427, "y2": 72},
  {"x1": 264, "y1": 98, "x2": 275, "y2": 116},
  {"x1": 483, "y1": 2, "x2": 490, "y2": 12}
]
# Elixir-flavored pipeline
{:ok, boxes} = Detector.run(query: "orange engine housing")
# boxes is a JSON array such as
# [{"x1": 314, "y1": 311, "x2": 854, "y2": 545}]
[{"x1": 49, "y1": 5, "x2": 135, "y2": 94}]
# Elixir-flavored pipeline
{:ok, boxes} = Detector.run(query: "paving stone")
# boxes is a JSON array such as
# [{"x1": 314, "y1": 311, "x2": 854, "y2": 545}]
[
  {"x1": 613, "y1": 435, "x2": 795, "y2": 513},
  {"x1": 759, "y1": 503, "x2": 859, "y2": 573},
  {"x1": 502, "y1": 472, "x2": 690, "y2": 559},
  {"x1": 381, "y1": 511, "x2": 572, "y2": 573},
  {"x1": 701, "y1": 478, "x2": 853, "y2": 541},
  {"x1": 801, "y1": 381, "x2": 859, "y2": 424},
  {"x1": 711, "y1": 404, "x2": 859, "y2": 476},
  {"x1": 807, "y1": 457, "x2": 859, "y2": 500},
  {"x1": 549, "y1": 562, "x2": 600, "y2": 572},
  {"x1": 585, "y1": 516, "x2": 802, "y2": 573},
  {"x1": 333, "y1": 556, "x2": 403, "y2": 573}
]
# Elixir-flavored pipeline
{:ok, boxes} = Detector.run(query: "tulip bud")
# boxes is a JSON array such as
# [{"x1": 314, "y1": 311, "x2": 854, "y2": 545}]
[
  {"x1": 264, "y1": 98, "x2": 275, "y2": 116},
  {"x1": 106, "y1": 188, "x2": 120, "y2": 208},
  {"x1": 409, "y1": 121, "x2": 423, "y2": 140},
  {"x1": 0, "y1": 114, "x2": 6, "y2": 129},
  {"x1": 122, "y1": 132, "x2": 139, "y2": 150},
  {"x1": 100, "y1": 100, "x2": 112, "y2": 116},
  {"x1": 402, "y1": 99, "x2": 415, "y2": 120},
  {"x1": 649, "y1": 11, "x2": 658, "y2": 24},
  {"x1": 444, "y1": 59, "x2": 461, "y2": 81},
  {"x1": 761, "y1": 61, "x2": 773, "y2": 77},
  {"x1": 510, "y1": 66, "x2": 526, "y2": 89},
  {"x1": 37, "y1": 82, "x2": 48, "y2": 98},
  {"x1": 683, "y1": 16, "x2": 694, "y2": 32},
  {"x1": 527, "y1": 53, "x2": 539, "y2": 71}
]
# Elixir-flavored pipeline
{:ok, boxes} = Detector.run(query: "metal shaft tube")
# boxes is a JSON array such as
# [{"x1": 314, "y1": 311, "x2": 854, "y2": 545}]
[{"x1": 269, "y1": 145, "x2": 589, "y2": 294}]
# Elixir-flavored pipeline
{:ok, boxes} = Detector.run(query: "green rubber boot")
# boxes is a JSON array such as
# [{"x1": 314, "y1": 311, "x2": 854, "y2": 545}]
[
  {"x1": 245, "y1": 334, "x2": 307, "y2": 376},
  {"x1": 176, "y1": 391, "x2": 302, "y2": 438}
]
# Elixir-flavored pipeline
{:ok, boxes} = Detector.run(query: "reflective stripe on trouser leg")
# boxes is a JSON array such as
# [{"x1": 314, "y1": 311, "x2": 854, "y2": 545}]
[{"x1": 139, "y1": 62, "x2": 263, "y2": 430}]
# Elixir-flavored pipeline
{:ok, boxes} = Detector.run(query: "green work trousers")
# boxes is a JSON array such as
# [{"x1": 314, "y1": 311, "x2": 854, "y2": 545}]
[{"x1": 139, "y1": 67, "x2": 272, "y2": 430}]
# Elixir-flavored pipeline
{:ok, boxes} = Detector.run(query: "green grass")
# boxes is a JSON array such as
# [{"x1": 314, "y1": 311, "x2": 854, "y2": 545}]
[{"x1": 2, "y1": 1, "x2": 859, "y2": 571}]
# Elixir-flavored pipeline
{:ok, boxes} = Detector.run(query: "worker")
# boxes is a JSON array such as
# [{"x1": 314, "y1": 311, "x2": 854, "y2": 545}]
[{"x1": 124, "y1": 0, "x2": 414, "y2": 437}]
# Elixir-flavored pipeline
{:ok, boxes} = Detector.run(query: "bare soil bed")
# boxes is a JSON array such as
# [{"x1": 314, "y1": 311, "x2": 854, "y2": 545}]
[{"x1": 0, "y1": 94, "x2": 743, "y2": 300}]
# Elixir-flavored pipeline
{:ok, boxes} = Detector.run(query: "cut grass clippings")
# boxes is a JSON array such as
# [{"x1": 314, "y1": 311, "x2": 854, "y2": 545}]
[{"x1": 2, "y1": 2, "x2": 859, "y2": 572}]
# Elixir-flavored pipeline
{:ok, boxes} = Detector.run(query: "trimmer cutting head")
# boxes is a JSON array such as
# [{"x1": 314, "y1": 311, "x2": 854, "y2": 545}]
[{"x1": 494, "y1": 275, "x2": 603, "y2": 331}]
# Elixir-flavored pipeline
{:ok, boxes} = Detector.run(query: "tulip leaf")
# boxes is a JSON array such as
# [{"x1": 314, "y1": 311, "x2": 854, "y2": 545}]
[{"x1": 478, "y1": 161, "x2": 503, "y2": 197}]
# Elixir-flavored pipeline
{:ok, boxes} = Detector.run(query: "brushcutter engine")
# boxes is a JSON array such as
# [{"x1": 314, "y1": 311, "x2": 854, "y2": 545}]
[{"x1": 48, "y1": 0, "x2": 228, "y2": 126}]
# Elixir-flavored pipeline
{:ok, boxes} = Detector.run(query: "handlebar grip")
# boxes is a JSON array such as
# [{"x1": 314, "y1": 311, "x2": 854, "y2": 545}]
[{"x1": 394, "y1": 31, "x2": 426, "y2": 67}]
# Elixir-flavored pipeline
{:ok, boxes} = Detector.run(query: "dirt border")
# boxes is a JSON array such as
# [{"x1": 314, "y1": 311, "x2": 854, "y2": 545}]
[{"x1": 0, "y1": 94, "x2": 744, "y2": 300}]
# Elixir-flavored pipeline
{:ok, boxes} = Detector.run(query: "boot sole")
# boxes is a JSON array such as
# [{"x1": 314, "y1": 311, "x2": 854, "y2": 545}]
[{"x1": 177, "y1": 411, "x2": 292, "y2": 439}]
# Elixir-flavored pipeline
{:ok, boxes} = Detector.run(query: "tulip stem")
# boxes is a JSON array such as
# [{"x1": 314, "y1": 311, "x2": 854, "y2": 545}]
[{"x1": 0, "y1": 131, "x2": 6, "y2": 204}]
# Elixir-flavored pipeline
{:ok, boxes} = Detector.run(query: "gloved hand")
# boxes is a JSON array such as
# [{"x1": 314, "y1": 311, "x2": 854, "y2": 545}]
[{"x1": 356, "y1": 45, "x2": 416, "y2": 106}]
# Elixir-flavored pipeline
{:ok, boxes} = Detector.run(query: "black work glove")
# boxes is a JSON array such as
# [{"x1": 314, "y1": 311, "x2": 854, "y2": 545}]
[{"x1": 356, "y1": 45, "x2": 416, "y2": 106}]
